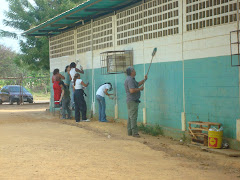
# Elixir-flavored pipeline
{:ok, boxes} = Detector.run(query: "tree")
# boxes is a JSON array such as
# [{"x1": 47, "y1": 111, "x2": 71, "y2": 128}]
[
  {"x1": 0, "y1": 44, "x2": 21, "y2": 77},
  {"x1": 1, "y1": 0, "x2": 85, "y2": 71}
]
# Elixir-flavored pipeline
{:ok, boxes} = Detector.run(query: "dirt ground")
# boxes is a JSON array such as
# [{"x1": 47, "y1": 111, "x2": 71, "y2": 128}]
[{"x1": 0, "y1": 104, "x2": 240, "y2": 180}]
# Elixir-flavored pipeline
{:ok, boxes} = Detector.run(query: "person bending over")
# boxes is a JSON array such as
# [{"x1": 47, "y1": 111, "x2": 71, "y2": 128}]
[{"x1": 96, "y1": 82, "x2": 114, "y2": 122}]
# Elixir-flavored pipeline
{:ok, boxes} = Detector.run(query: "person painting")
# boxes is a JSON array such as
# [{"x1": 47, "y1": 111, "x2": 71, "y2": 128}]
[
  {"x1": 64, "y1": 65, "x2": 71, "y2": 89},
  {"x1": 96, "y1": 83, "x2": 113, "y2": 122},
  {"x1": 52, "y1": 68, "x2": 65, "y2": 107},
  {"x1": 73, "y1": 73, "x2": 90, "y2": 122},
  {"x1": 69, "y1": 62, "x2": 84, "y2": 109},
  {"x1": 124, "y1": 66, "x2": 147, "y2": 138},
  {"x1": 59, "y1": 81, "x2": 71, "y2": 119}
]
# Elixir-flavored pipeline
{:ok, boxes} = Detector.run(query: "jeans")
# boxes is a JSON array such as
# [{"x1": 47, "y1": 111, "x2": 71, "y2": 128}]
[
  {"x1": 62, "y1": 97, "x2": 71, "y2": 119},
  {"x1": 96, "y1": 95, "x2": 107, "y2": 122},
  {"x1": 74, "y1": 89, "x2": 87, "y2": 122},
  {"x1": 70, "y1": 81, "x2": 75, "y2": 108},
  {"x1": 127, "y1": 101, "x2": 139, "y2": 135}
]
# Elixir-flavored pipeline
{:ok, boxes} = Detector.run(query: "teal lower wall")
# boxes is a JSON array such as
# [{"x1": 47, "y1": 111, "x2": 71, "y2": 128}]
[
  {"x1": 185, "y1": 56, "x2": 239, "y2": 139},
  {"x1": 50, "y1": 55, "x2": 240, "y2": 141}
]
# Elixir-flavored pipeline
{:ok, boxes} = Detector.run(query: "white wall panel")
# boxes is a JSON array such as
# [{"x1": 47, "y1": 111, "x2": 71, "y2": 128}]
[{"x1": 49, "y1": 0, "x2": 239, "y2": 72}]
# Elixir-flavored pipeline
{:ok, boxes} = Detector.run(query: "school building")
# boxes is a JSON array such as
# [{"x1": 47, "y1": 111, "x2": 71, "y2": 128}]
[{"x1": 25, "y1": 0, "x2": 240, "y2": 149}]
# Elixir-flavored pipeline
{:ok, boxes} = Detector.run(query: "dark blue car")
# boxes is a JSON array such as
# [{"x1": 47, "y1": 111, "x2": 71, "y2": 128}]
[{"x1": 0, "y1": 85, "x2": 33, "y2": 105}]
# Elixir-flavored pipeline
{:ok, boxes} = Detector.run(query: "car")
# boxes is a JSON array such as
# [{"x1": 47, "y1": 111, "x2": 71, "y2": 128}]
[{"x1": 0, "y1": 85, "x2": 33, "y2": 105}]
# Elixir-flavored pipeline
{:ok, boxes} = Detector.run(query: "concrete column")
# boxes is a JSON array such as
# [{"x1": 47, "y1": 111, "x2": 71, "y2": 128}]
[
  {"x1": 112, "y1": 12, "x2": 119, "y2": 119},
  {"x1": 237, "y1": 119, "x2": 240, "y2": 141},
  {"x1": 181, "y1": 0, "x2": 186, "y2": 131},
  {"x1": 142, "y1": 0, "x2": 147, "y2": 125}
]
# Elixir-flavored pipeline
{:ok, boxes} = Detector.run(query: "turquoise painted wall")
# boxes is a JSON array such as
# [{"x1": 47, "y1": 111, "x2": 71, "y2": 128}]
[
  {"x1": 50, "y1": 55, "x2": 239, "y2": 139},
  {"x1": 185, "y1": 56, "x2": 239, "y2": 139}
]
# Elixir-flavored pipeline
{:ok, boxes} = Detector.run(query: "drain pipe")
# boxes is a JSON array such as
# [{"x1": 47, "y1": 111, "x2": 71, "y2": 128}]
[
  {"x1": 142, "y1": 0, "x2": 147, "y2": 125},
  {"x1": 237, "y1": 0, "x2": 240, "y2": 140},
  {"x1": 113, "y1": 11, "x2": 119, "y2": 119},
  {"x1": 91, "y1": 19, "x2": 96, "y2": 116},
  {"x1": 237, "y1": 0, "x2": 240, "y2": 113},
  {"x1": 181, "y1": 1, "x2": 186, "y2": 131}
]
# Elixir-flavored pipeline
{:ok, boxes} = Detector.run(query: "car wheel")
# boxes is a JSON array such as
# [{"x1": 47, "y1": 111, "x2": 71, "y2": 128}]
[
  {"x1": 9, "y1": 98, "x2": 14, "y2": 105},
  {"x1": 17, "y1": 100, "x2": 21, "y2": 105},
  {"x1": 0, "y1": 100, "x2": 2, "y2": 105},
  {"x1": 28, "y1": 100, "x2": 33, "y2": 103}
]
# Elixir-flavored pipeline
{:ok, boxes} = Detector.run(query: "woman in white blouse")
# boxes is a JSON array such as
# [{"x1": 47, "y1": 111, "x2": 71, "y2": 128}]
[{"x1": 73, "y1": 73, "x2": 89, "y2": 122}]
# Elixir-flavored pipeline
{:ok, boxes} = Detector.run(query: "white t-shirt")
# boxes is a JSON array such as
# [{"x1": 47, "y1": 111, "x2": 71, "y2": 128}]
[
  {"x1": 75, "y1": 79, "x2": 83, "y2": 90},
  {"x1": 96, "y1": 84, "x2": 111, "y2": 97},
  {"x1": 70, "y1": 68, "x2": 77, "y2": 82}
]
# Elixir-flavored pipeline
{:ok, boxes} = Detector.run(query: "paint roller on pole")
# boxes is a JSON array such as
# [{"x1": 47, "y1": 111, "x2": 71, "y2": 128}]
[
  {"x1": 146, "y1": 48, "x2": 157, "y2": 76},
  {"x1": 143, "y1": 48, "x2": 157, "y2": 125}
]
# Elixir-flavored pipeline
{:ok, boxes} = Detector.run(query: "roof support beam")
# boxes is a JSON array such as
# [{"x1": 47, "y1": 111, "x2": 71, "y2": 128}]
[
  {"x1": 65, "y1": 16, "x2": 89, "y2": 20},
  {"x1": 38, "y1": 29, "x2": 62, "y2": 32},
  {"x1": 28, "y1": 33, "x2": 56, "y2": 36},
  {"x1": 51, "y1": 24, "x2": 70, "y2": 27},
  {"x1": 85, "y1": 8, "x2": 116, "y2": 12}
]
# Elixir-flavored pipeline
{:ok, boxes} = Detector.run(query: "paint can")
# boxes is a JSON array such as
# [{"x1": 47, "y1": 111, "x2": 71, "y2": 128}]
[{"x1": 208, "y1": 129, "x2": 223, "y2": 149}]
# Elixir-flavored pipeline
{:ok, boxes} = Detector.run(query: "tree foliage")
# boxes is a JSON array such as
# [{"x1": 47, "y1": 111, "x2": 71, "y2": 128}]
[
  {"x1": 0, "y1": 44, "x2": 50, "y2": 94},
  {"x1": 0, "y1": 44, "x2": 21, "y2": 77},
  {"x1": 1, "y1": 0, "x2": 85, "y2": 71}
]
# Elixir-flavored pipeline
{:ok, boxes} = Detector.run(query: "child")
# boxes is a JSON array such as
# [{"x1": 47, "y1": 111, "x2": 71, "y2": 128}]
[
  {"x1": 59, "y1": 81, "x2": 71, "y2": 119},
  {"x1": 73, "y1": 73, "x2": 90, "y2": 122}
]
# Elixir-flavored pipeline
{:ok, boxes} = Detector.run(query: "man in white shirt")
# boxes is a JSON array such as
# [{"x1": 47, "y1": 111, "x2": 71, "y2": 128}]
[
  {"x1": 96, "y1": 83, "x2": 113, "y2": 122},
  {"x1": 69, "y1": 62, "x2": 84, "y2": 109}
]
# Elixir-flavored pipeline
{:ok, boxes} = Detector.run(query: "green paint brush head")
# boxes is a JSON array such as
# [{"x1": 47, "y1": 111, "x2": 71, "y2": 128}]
[{"x1": 152, "y1": 48, "x2": 157, "y2": 57}]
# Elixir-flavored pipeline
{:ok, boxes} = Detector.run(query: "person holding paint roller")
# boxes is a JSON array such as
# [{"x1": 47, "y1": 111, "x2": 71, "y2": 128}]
[
  {"x1": 69, "y1": 62, "x2": 84, "y2": 109},
  {"x1": 124, "y1": 48, "x2": 157, "y2": 138},
  {"x1": 124, "y1": 67, "x2": 147, "y2": 138},
  {"x1": 96, "y1": 82, "x2": 114, "y2": 122}
]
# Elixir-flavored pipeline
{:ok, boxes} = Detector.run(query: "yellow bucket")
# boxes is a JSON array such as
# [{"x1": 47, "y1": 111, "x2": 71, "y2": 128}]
[{"x1": 208, "y1": 130, "x2": 223, "y2": 149}]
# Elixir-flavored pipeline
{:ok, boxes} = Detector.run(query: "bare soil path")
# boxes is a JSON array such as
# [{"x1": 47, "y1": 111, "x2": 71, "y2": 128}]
[{"x1": 0, "y1": 104, "x2": 240, "y2": 179}]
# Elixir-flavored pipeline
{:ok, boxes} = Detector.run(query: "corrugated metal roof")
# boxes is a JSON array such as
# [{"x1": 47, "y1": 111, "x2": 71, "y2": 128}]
[{"x1": 24, "y1": 0, "x2": 141, "y2": 36}]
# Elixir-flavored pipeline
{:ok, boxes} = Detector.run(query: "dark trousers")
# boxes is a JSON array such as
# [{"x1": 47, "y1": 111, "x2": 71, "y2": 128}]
[
  {"x1": 74, "y1": 89, "x2": 87, "y2": 122},
  {"x1": 127, "y1": 101, "x2": 139, "y2": 135}
]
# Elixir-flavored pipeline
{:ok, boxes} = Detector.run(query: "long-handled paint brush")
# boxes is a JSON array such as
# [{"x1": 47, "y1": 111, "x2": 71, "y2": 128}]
[{"x1": 146, "y1": 47, "x2": 157, "y2": 76}]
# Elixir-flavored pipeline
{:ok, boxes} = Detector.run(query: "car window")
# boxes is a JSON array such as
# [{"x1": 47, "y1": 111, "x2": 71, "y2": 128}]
[
  {"x1": 9, "y1": 87, "x2": 29, "y2": 93},
  {"x1": 1, "y1": 87, "x2": 7, "y2": 92}
]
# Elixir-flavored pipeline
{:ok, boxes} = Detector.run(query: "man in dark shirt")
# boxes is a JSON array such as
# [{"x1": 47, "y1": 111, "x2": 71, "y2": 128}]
[
  {"x1": 59, "y1": 81, "x2": 71, "y2": 119},
  {"x1": 124, "y1": 66, "x2": 147, "y2": 137}
]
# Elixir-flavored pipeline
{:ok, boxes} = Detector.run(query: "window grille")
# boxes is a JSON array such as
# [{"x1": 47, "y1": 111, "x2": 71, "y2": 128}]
[{"x1": 100, "y1": 50, "x2": 133, "y2": 74}]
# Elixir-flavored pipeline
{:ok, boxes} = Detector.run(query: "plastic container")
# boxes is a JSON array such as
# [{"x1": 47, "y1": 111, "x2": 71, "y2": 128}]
[{"x1": 208, "y1": 130, "x2": 223, "y2": 149}]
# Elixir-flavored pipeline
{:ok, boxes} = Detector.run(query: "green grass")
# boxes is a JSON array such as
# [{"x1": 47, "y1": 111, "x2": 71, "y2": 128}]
[
  {"x1": 32, "y1": 92, "x2": 50, "y2": 100},
  {"x1": 138, "y1": 123, "x2": 164, "y2": 136}
]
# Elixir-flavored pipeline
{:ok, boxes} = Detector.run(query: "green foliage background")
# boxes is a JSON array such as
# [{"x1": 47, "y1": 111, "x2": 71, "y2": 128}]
[
  {"x1": 0, "y1": 0, "x2": 86, "y2": 98},
  {"x1": 1, "y1": 0, "x2": 85, "y2": 71},
  {"x1": 0, "y1": 44, "x2": 50, "y2": 96}
]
